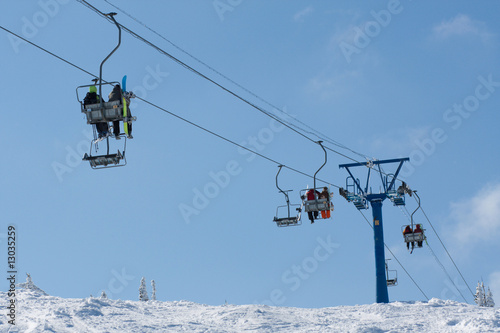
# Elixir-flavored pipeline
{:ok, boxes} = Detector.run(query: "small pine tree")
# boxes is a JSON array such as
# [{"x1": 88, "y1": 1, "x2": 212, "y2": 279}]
[
  {"x1": 100, "y1": 291, "x2": 108, "y2": 299},
  {"x1": 485, "y1": 287, "x2": 495, "y2": 307},
  {"x1": 475, "y1": 282, "x2": 485, "y2": 307},
  {"x1": 139, "y1": 277, "x2": 149, "y2": 301},
  {"x1": 151, "y1": 280, "x2": 156, "y2": 301},
  {"x1": 26, "y1": 273, "x2": 33, "y2": 288}
]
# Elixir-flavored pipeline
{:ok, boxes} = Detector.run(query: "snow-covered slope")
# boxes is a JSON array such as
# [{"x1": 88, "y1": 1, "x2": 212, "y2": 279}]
[{"x1": 1, "y1": 289, "x2": 498, "y2": 332}]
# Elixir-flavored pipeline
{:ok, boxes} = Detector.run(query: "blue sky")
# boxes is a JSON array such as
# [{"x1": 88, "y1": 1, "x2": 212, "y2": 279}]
[{"x1": 1, "y1": 0, "x2": 500, "y2": 308}]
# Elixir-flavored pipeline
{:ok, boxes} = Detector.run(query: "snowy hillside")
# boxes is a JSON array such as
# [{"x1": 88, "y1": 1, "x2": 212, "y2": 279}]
[{"x1": 1, "y1": 287, "x2": 499, "y2": 333}]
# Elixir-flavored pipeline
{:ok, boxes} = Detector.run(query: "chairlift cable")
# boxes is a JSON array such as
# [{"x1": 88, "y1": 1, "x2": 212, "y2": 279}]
[
  {"x1": 0, "y1": 26, "x2": 96, "y2": 78},
  {"x1": 426, "y1": 241, "x2": 470, "y2": 303},
  {"x1": 416, "y1": 201, "x2": 475, "y2": 298},
  {"x1": 136, "y1": 96, "x2": 340, "y2": 188}
]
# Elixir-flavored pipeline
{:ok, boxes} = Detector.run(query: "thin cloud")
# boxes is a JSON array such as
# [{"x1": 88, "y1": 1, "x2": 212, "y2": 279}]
[
  {"x1": 306, "y1": 69, "x2": 362, "y2": 100},
  {"x1": 432, "y1": 14, "x2": 493, "y2": 43},
  {"x1": 306, "y1": 29, "x2": 379, "y2": 100},
  {"x1": 293, "y1": 6, "x2": 314, "y2": 22},
  {"x1": 448, "y1": 183, "x2": 500, "y2": 245},
  {"x1": 366, "y1": 126, "x2": 434, "y2": 157}
]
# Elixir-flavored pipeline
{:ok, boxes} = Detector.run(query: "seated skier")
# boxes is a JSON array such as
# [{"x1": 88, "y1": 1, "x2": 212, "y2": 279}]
[
  {"x1": 413, "y1": 224, "x2": 423, "y2": 247},
  {"x1": 305, "y1": 188, "x2": 320, "y2": 224},
  {"x1": 83, "y1": 85, "x2": 108, "y2": 138},
  {"x1": 108, "y1": 84, "x2": 133, "y2": 139},
  {"x1": 319, "y1": 187, "x2": 331, "y2": 219},
  {"x1": 403, "y1": 225, "x2": 414, "y2": 250}
]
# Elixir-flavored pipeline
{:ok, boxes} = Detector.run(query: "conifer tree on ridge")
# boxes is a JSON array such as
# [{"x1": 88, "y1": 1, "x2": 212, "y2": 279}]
[{"x1": 139, "y1": 277, "x2": 149, "y2": 302}]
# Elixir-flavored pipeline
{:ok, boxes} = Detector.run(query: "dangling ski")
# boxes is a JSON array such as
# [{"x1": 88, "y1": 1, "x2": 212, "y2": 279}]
[
  {"x1": 93, "y1": 135, "x2": 107, "y2": 144},
  {"x1": 121, "y1": 75, "x2": 129, "y2": 136}
]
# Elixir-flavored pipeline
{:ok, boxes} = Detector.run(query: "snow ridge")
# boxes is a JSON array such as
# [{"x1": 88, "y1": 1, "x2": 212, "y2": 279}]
[{"x1": 1, "y1": 289, "x2": 499, "y2": 332}]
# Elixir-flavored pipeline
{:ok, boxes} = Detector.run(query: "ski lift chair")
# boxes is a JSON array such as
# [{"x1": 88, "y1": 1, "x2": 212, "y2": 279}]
[
  {"x1": 402, "y1": 224, "x2": 426, "y2": 247},
  {"x1": 273, "y1": 166, "x2": 303, "y2": 227},
  {"x1": 352, "y1": 196, "x2": 369, "y2": 210},
  {"x1": 386, "y1": 174, "x2": 406, "y2": 206},
  {"x1": 83, "y1": 151, "x2": 124, "y2": 169},
  {"x1": 300, "y1": 188, "x2": 333, "y2": 217},
  {"x1": 82, "y1": 137, "x2": 127, "y2": 169},
  {"x1": 386, "y1": 260, "x2": 398, "y2": 286},
  {"x1": 386, "y1": 276, "x2": 398, "y2": 287},
  {"x1": 273, "y1": 203, "x2": 303, "y2": 227},
  {"x1": 402, "y1": 191, "x2": 425, "y2": 248},
  {"x1": 300, "y1": 141, "x2": 334, "y2": 221},
  {"x1": 77, "y1": 82, "x2": 129, "y2": 170},
  {"x1": 77, "y1": 81, "x2": 126, "y2": 124},
  {"x1": 75, "y1": 13, "x2": 136, "y2": 170},
  {"x1": 340, "y1": 177, "x2": 369, "y2": 210}
]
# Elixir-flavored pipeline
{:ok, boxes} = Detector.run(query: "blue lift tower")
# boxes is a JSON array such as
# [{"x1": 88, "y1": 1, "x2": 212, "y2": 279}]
[{"x1": 339, "y1": 158, "x2": 409, "y2": 303}]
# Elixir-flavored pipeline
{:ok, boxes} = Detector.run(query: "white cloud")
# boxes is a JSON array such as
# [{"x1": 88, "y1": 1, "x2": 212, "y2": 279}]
[
  {"x1": 364, "y1": 126, "x2": 434, "y2": 157},
  {"x1": 293, "y1": 6, "x2": 314, "y2": 22},
  {"x1": 432, "y1": 14, "x2": 493, "y2": 43},
  {"x1": 449, "y1": 183, "x2": 500, "y2": 245},
  {"x1": 305, "y1": 27, "x2": 381, "y2": 100},
  {"x1": 306, "y1": 69, "x2": 362, "y2": 100}
]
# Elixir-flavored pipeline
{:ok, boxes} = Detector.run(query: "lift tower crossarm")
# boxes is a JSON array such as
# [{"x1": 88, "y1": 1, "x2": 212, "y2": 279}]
[{"x1": 339, "y1": 157, "x2": 409, "y2": 169}]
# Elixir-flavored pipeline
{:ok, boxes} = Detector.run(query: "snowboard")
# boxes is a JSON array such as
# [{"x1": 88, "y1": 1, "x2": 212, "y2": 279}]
[{"x1": 122, "y1": 75, "x2": 129, "y2": 136}]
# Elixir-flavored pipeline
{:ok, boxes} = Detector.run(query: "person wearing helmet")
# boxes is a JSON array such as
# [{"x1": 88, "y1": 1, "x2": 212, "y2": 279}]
[{"x1": 83, "y1": 85, "x2": 108, "y2": 138}]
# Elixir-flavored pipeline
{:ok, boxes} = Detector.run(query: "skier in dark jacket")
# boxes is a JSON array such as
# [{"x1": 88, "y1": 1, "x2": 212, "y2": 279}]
[
  {"x1": 83, "y1": 85, "x2": 108, "y2": 138},
  {"x1": 108, "y1": 84, "x2": 133, "y2": 139},
  {"x1": 108, "y1": 85, "x2": 122, "y2": 139}
]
